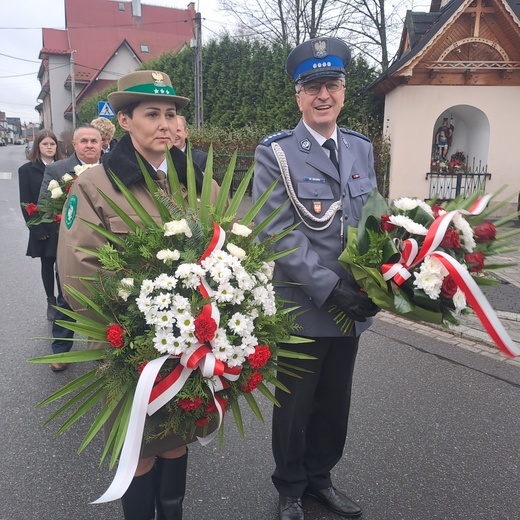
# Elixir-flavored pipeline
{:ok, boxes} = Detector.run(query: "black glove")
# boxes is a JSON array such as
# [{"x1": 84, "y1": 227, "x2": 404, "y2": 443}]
[{"x1": 329, "y1": 278, "x2": 379, "y2": 322}]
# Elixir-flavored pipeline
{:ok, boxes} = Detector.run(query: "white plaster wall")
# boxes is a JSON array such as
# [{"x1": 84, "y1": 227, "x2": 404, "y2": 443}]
[
  {"x1": 48, "y1": 54, "x2": 73, "y2": 138},
  {"x1": 385, "y1": 85, "x2": 520, "y2": 214},
  {"x1": 97, "y1": 46, "x2": 141, "y2": 80}
]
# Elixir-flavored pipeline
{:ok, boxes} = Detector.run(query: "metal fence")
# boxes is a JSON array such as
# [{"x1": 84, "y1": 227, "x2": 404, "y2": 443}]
[
  {"x1": 426, "y1": 160, "x2": 491, "y2": 200},
  {"x1": 213, "y1": 153, "x2": 255, "y2": 196}
]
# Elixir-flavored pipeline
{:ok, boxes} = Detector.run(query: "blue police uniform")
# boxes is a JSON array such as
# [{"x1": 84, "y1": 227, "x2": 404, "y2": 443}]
[{"x1": 252, "y1": 37, "x2": 378, "y2": 518}]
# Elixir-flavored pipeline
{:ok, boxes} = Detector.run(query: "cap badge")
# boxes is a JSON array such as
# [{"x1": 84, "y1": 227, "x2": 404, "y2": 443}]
[
  {"x1": 300, "y1": 138, "x2": 311, "y2": 151},
  {"x1": 313, "y1": 40, "x2": 328, "y2": 59},
  {"x1": 151, "y1": 71, "x2": 167, "y2": 87}
]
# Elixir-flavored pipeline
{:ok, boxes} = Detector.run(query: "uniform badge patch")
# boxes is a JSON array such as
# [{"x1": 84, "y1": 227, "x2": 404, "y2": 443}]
[
  {"x1": 65, "y1": 194, "x2": 78, "y2": 229},
  {"x1": 300, "y1": 139, "x2": 311, "y2": 151},
  {"x1": 313, "y1": 200, "x2": 322, "y2": 214}
]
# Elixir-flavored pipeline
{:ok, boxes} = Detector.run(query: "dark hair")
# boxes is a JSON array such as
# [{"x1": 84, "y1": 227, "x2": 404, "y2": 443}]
[
  {"x1": 28, "y1": 129, "x2": 62, "y2": 163},
  {"x1": 119, "y1": 101, "x2": 141, "y2": 118}
]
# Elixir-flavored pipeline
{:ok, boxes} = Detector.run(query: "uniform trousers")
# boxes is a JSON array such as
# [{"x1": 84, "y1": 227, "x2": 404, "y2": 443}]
[{"x1": 272, "y1": 335, "x2": 359, "y2": 497}]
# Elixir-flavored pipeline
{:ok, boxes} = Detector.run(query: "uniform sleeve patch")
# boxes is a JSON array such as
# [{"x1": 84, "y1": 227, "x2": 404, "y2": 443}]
[
  {"x1": 65, "y1": 195, "x2": 78, "y2": 229},
  {"x1": 259, "y1": 130, "x2": 292, "y2": 146}
]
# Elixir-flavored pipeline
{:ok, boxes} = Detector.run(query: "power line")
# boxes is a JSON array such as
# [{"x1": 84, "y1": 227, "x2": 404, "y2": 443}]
[{"x1": 0, "y1": 51, "x2": 40, "y2": 63}]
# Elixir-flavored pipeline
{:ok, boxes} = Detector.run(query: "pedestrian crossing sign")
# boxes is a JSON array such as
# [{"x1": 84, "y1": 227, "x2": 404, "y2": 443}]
[{"x1": 98, "y1": 101, "x2": 115, "y2": 118}]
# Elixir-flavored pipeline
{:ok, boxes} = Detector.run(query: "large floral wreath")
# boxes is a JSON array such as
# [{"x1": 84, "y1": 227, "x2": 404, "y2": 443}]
[{"x1": 29, "y1": 148, "x2": 311, "y2": 502}]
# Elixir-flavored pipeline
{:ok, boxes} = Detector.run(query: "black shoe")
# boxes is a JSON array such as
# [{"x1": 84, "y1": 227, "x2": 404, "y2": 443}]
[
  {"x1": 279, "y1": 495, "x2": 304, "y2": 520},
  {"x1": 304, "y1": 487, "x2": 362, "y2": 518}
]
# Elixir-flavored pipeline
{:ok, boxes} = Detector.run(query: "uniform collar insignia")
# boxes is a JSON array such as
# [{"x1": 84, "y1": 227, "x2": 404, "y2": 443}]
[
  {"x1": 342, "y1": 136, "x2": 350, "y2": 149},
  {"x1": 300, "y1": 138, "x2": 311, "y2": 151}
]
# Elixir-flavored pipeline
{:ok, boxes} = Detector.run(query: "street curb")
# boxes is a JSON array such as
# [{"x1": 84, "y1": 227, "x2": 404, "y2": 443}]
[{"x1": 376, "y1": 311, "x2": 520, "y2": 368}]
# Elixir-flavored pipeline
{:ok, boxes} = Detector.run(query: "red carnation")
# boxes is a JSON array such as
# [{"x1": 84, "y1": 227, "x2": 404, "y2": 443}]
[
  {"x1": 441, "y1": 275, "x2": 458, "y2": 299},
  {"x1": 178, "y1": 397, "x2": 203, "y2": 412},
  {"x1": 380, "y1": 214, "x2": 396, "y2": 232},
  {"x1": 53, "y1": 214, "x2": 62, "y2": 223},
  {"x1": 65, "y1": 184, "x2": 72, "y2": 193},
  {"x1": 465, "y1": 251, "x2": 485, "y2": 273},
  {"x1": 195, "y1": 416, "x2": 210, "y2": 427},
  {"x1": 248, "y1": 345, "x2": 271, "y2": 369},
  {"x1": 474, "y1": 221, "x2": 496, "y2": 243},
  {"x1": 205, "y1": 398, "x2": 228, "y2": 413},
  {"x1": 240, "y1": 371, "x2": 263, "y2": 393},
  {"x1": 26, "y1": 203, "x2": 39, "y2": 215},
  {"x1": 106, "y1": 323, "x2": 125, "y2": 348},
  {"x1": 432, "y1": 204, "x2": 446, "y2": 219},
  {"x1": 439, "y1": 227, "x2": 460, "y2": 250},
  {"x1": 194, "y1": 314, "x2": 217, "y2": 343}
]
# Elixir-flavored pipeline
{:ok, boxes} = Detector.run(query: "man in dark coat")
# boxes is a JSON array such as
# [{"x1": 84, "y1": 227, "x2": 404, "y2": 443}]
[
  {"x1": 173, "y1": 115, "x2": 208, "y2": 171},
  {"x1": 253, "y1": 37, "x2": 379, "y2": 520},
  {"x1": 38, "y1": 124, "x2": 102, "y2": 371}
]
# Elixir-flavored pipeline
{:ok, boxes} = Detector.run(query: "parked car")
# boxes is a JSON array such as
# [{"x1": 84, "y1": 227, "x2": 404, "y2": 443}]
[
  {"x1": 0, "y1": 140, "x2": 6, "y2": 146},
  {"x1": 14, "y1": 139, "x2": 24, "y2": 145}
]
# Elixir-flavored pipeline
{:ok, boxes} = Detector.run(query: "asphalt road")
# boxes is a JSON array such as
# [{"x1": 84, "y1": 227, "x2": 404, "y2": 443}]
[{"x1": 1, "y1": 145, "x2": 519, "y2": 520}]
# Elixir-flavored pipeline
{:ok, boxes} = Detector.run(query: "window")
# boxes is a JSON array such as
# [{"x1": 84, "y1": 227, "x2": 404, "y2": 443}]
[
  {"x1": 118, "y1": 3, "x2": 125, "y2": 11},
  {"x1": 141, "y1": 44, "x2": 149, "y2": 53}
]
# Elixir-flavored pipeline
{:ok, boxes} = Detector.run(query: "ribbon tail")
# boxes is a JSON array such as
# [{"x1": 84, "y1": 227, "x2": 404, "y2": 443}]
[
  {"x1": 90, "y1": 355, "x2": 170, "y2": 504},
  {"x1": 432, "y1": 252, "x2": 519, "y2": 358}
]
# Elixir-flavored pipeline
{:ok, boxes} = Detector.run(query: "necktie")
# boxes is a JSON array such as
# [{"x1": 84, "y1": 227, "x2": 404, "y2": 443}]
[{"x1": 322, "y1": 138, "x2": 339, "y2": 172}]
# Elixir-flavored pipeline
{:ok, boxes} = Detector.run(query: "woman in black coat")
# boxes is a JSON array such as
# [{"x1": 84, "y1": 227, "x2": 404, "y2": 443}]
[{"x1": 18, "y1": 129, "x2": 62, "y2": 320}]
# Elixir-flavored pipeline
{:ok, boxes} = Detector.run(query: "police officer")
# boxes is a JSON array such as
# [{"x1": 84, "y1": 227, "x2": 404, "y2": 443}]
[{"x1": 252, "y1": 37, "x2": 379, "y2": 520}]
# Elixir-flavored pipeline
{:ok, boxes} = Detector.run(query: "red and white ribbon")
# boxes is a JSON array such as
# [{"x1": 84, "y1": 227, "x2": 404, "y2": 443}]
[{"x1": 92, "y1": 221, "x2": 238, "y2": 503}]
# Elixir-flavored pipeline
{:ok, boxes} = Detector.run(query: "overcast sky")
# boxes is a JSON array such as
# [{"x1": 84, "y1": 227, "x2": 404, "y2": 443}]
[{"x1": 0, "y1": 0, "x2": 233, "y2": 124}]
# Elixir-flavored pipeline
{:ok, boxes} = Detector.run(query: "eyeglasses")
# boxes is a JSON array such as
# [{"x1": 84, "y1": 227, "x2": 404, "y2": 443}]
[{"x1": 297, "y1": 80, "x2": 345, "y2": 95}]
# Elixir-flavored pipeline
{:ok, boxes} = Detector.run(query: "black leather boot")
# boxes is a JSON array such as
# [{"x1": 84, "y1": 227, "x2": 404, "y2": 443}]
[
  {"x1": 46, "y1": 296, "x2": 57, "y2": 321},
  {"x1": 121, "y1": 468, "x2": 156, "y2": 520},
  {"x1": 155, "y1": 452, "x2": 188, "y2": 520}
]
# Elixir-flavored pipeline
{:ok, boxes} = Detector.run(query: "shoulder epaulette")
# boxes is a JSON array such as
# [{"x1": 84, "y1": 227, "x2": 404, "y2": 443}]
[
  {"x1": 340, "y1": 128, "x2": 371, "y2": 143},
  {"x1": 259, "y1": 130, "x2": 292, "y2": 146}
]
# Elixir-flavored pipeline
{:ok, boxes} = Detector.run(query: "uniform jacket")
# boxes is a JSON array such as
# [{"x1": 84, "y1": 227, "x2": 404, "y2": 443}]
[
  {"x1": 39, "y1": 153, "x2": 81, "y2": 199},
  {"x1": 18, "y1": 160, "x2": 59, "y2": 257},
  {"x1": 185, "y1": 138, "x2": 208, "y2": 172},
  {"x1": 57, "y1": 134, "x2": 219, "y2": 312},
  {"x1": 252, "y1": 119, "x2": 377, "y2": 337}
]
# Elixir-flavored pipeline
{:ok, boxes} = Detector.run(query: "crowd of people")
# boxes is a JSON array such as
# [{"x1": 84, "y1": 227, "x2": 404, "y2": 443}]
[{"x1": 18, "y1": 37, "x2": 379, "y2": 520}]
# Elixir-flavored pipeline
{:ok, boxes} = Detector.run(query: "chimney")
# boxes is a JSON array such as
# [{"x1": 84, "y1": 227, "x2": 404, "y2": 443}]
[{"x1": 132, "y1": 0, "x2": 142, "y2": 18}]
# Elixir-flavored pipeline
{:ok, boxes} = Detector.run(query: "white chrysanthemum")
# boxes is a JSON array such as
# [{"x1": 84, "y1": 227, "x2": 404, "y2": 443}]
[
  {"x1": 413, "y1": 256, "x2": 448, "y2": 299},
  {"x1": 177, "y1": 312, "x2": 195, "y2": 333},
  {"x1": 61, "y1": 173, "x2": 74, "y2": 183},
  {"x1": 175, "y1": 264, "x2": 205, "y2": 289},
  {"x1": 452, "y1": 213, "x2": 476, "y2": 252},
  {"x1": 228, "y1": 312, "x2": 254, "y2": 335},
  {"x1": 167, "y1": 336, "x2": 186, "y2": 356},
  {"x1": 207, "y1": 263, "x2": 232, "y2": 284},
  {"x1": 47, "y1": 179, "x2": 60, "y2": 191},
  {"x1": 140, "y1": 279, "x2": 155, "y2": 295},
  {"x1": 233, "y1": 266, "x2": 255, "y2": 291},
  {"x1": 214, "y1": 282, "x2": 235, "y2": 303},
  {"x1": 135, "y1": 294, "x2": 153, "y2": 314},
  {"x1": 154, "y1": 273, "x2": 177, "y2": 290},
  {"x1": 153, "y1": 292, "x2": 172, "y2": 310},
  {"x1": 453, "y1": 288, "x2": 467, "y2": 313},
  {"x1": 252, "y1": 285, "x2": 277, "y2": 315},
  {"x1": 388, "y1": 214, "x2": 428, "y2": 235},
  {"x1": 170, "y1": 294, "x2": 191, "y2": 316},
  {"x1": 154, "y1": 310, "x2": 176, "y2": 329},
  {"x1": 393, "y1": 197, "x2": 434, "y2": 216},
  {"x1": 226, "y1": 243, "x2": 246, "y2": 260},
  {"x1": 50, "y1": 187, "x2": 64, "y2": 199},
  {"x1": 156, "y1": 249, "x2": 180, "y2": 263},
  {"x1": 230, "y1": 287, "x2": 246, "y2": 305},
  {"x1": 231, "y1": 222, "x2": 253, "y2": 237},
  {"x1": 163, "y1": 219, "x2": 192, "y2": 237},
  {"x1": 153, "y1": 330, "x2": 175, "y2": 353}
]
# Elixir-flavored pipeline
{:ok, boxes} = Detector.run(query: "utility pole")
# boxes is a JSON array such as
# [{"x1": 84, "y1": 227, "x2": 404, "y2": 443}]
[
  {"x1": 70, "y1": 50, "x2": 77, "y2": 130},
  {"x1": 193, "y1": 12, "x2": 203, "y2": 129}
]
